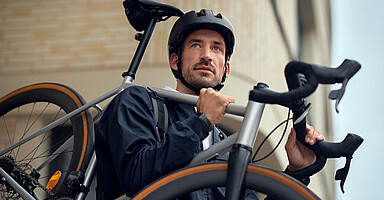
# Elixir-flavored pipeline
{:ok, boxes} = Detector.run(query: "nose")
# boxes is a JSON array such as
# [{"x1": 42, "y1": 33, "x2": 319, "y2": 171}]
[{"x1": 200, "y1": 46, "x2": 212, "y2": 62}]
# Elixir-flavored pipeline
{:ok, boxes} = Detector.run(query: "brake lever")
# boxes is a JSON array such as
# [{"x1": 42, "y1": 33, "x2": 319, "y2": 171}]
[
  {"x1": 287, "y1": 130, "x2": 363, "y2": 193},
  {"x1": 323, "y1": 59, "x2": 361, "y2": 113},
  {"x1": 328, "y1": 79, "x2": 348, "y2": 113},
  {"x1": 290, "y1": 99, "x2": 363, "y2": 193},
  {"x1": 318, "y1": 133, "x2": 363, "y2": 193}
]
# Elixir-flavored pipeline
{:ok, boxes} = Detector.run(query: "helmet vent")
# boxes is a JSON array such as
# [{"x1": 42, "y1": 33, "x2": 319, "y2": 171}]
[{"x1": 197, "y1": 9, "x2": 206, "y2": 16}]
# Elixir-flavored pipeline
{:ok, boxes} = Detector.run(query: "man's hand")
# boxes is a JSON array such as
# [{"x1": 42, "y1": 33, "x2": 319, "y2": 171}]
[
  {"x1": 196, "y1": 88, "x2": 235, "y2": 125},
  {"x1": 285, "y1": 124, "x2": 325, "y2": 171}
]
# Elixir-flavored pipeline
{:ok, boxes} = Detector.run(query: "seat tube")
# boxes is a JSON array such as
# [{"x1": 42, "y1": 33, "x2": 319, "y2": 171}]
[{"x1": 225, "y1": 100, "x2": 265, "y2": 200}]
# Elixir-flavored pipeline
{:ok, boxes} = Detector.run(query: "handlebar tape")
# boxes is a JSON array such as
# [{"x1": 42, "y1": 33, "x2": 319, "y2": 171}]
[{"x1": 249, "y1": 59, "x2": 361, "y2": 108}]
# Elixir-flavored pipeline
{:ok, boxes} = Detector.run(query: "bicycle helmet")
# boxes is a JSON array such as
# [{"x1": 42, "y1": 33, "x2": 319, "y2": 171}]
[{"x1": 168, "y1": 9, "x2": 235, "y2": 93}]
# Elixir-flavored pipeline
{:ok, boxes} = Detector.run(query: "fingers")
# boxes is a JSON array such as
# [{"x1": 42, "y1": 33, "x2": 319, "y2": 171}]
[
  {"x1": 199, "y1": 88, "x2": 234, "y2": 108},
  {"x1": 197, "y1": 88, "x2": 235, "y2": 124},
  {"x1": 305, "y1": 124, "x2": 325, "y2": 145},
  {"x1": 225, "y1": 94, "x2": 235, "y2": 104}
]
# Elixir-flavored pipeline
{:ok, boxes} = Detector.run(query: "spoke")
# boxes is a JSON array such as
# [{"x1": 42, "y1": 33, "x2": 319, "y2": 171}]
[
  {"x1": 17, "y1": 132, "x2": 71, "y2": 164},
  {"x1": 15, "y1": 102, "x2": 37, "y2": 159},
  {"x1": 35, "y1": 136, "x2": 74, "y2": 171},
  {"x1": 28, "y1": 107, "x2": 64, "y2": 166},
  {"x1": 11, "y1": 107, "x2": 20, "y2": 156},
  {"x1": 15, "y1": 102, "x2": 50, "y2": 159},
  {"x1": 1, "y1": 117, "x2": 17, "y2": 159},
  {"x1": 18, "y1": 128, "x2": 73, "y2": 167},
  {"x1": 1, "y1": 115, "x2": 15, "y2": 158},
  {"x1": 16, "y1": 149, "x2": 73, "y2": 164},
  {"x1": 19, "y1": 125, "x2": 58, "y2": 162},
  {"x1": 15, "y1": 129, "x2": 74, "y2": 165},
  {"x1": 21, "y1": 103, "x2": 36, "y2": 139},
  {"x1": 32, "y1": 142, "x2": 73, "y2": 162},
  {"x1": 23, "y1": 103, "x2": 51, "y2": 136}
]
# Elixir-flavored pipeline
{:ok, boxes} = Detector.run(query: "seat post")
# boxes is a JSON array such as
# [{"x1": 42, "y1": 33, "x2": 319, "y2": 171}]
[{"x1": 122, "y1": 17, "x2": 157, "y2": 82}]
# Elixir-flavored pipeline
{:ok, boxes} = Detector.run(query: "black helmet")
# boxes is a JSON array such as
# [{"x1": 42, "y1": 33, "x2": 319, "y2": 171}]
[
  {"x1": 168, "y1": 9, "x2": 235, "y2": 93},
  {"x1": 168, "y1": 9, "x2": 235, "y2": 61}
]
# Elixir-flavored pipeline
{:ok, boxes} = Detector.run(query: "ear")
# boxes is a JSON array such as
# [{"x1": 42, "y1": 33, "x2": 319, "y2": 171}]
[
  {"x1": 224, "y1": 61, "x2": 231, "y2": 78},
  {"x1": 170, "y1": 53, "x2": 179, "y2": 71}
]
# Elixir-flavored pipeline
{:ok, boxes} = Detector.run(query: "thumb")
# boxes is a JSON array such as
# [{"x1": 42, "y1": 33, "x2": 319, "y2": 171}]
[{"x1": 285, "y1": 128, "x2": 297, "y2": 152}]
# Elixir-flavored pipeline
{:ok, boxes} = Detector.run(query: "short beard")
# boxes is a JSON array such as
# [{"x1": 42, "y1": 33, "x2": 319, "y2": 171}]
[{"x1": 182, "y1": 61, "x2": 220, "y2": 89}]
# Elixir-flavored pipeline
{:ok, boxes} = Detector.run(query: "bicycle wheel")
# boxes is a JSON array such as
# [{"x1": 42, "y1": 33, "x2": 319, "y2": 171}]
[
  {"x1": 0, "y1": 83, "x2": 94, "y2": 199},
  {"x1": 132, "y1": 163, "x2": 320, "y2": 200}
]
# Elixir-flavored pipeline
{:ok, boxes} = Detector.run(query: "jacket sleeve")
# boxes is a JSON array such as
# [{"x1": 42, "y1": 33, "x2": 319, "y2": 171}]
[{"x1": 98, "y1": 86, "x2": 209, "y2": 196}]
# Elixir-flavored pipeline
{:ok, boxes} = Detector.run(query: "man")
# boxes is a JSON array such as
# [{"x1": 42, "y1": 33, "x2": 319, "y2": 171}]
[{"x1": 95, "y1": 9, "x2": 324, "y2": 199}]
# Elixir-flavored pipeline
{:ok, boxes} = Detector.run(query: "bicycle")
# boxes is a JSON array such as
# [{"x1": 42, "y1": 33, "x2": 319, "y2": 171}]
[{"x1": 0, "y1": 0, "x2": 363, "y2": 199}]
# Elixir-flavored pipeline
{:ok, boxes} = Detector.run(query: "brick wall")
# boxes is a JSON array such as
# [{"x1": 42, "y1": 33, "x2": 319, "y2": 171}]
[
  {"x1": 0, "y1": 0, "x2": 296, "y2": 83},
  {"x1": 0, "y1": 1, "x2": 135, "y2": 73}
]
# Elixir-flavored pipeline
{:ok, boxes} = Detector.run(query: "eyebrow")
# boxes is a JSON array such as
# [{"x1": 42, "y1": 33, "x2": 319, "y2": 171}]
[
  {"x1": 187, "y1": 38, "x2": 224, "y2": 46},
  {"x1": 187, "y1": 39, "x2": 202, "y2": 44},
  {"x1": 213, "y1": 40, "x2": 224, "y2": 46}
]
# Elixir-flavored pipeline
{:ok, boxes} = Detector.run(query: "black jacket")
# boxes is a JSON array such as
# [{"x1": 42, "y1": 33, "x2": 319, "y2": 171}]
[{"x1": 95, "y1": 86, "x2": 253, "y2": 199}]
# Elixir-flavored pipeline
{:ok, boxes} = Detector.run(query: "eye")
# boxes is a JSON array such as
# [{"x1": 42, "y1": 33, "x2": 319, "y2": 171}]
[
  {"x1": 191, "y1": 43, "x2": 200, "y2": 48},
  {"x1": 212, "y1": 45, "x2": 224, "y2": 53}
]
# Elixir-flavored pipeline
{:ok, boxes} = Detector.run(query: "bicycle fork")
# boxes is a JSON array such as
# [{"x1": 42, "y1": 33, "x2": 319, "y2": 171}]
[{"x1": 225, "y1": 84, "x2": 267, "y2": 200}]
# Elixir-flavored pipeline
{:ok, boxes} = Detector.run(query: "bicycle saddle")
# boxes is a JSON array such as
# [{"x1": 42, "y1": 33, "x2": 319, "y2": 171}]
[{"x1": 123, "y1": 0, "x2": 184, "y2": 31}]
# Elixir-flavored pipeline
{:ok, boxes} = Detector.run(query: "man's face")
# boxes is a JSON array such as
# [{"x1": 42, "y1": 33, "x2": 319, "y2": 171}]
[{"x1": 172, "y1": 29, "x2": 229, "y2": 89}]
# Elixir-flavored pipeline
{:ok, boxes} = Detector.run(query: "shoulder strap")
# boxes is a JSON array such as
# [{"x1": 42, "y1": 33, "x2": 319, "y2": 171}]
[{"x1": 146, "y1": 88, "x2": 168, "y2": 142}]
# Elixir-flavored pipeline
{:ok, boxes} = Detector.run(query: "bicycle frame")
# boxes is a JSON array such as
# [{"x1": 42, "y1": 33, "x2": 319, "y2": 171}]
[
  {"x1": 0, "y1": 16, "x2": 260, "y2": 198},
  {"x1": 0, "y1": 77, "x2": 265, "y2": 200},
  {"x1": 0, "y1": 1, "x2": 362, "y2": 199}
]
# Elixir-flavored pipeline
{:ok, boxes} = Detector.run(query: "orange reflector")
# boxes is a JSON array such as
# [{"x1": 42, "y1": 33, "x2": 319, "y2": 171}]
[{"x1": 46, "y1": 171, "x2": 62, "y2": 191}]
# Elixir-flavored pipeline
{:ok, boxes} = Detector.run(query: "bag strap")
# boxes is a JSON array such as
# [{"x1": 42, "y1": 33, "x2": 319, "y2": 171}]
[{"x1": 146, "y1": 88, "x2": 168, "y2": 142}]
